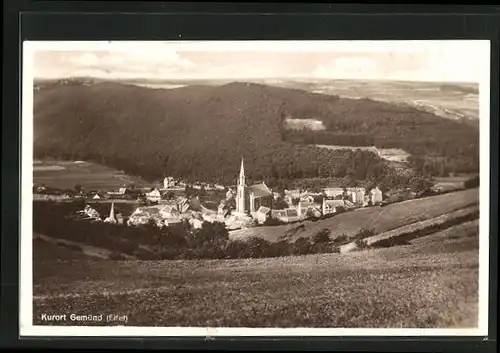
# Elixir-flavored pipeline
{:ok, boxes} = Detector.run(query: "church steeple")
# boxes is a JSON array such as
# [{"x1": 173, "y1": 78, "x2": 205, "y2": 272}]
[
  {"x1": 236, "y1": 157, "x2": 246, "y2": 214},
  {"x1": 239, "y1": 157, "x2": 245, "y2": 185},
  {"x1": 109, "y1": 202, "x2": 115, "y2": 219}
]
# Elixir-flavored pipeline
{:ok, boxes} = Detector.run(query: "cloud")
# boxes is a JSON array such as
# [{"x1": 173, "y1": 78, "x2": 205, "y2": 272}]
[
  {"x1": 313, "y1": 57, "x2": 381, "y2": 79},
  {"x1": 33, "y1": 41, "x2": 488, "y2": 83},
  {"x1": 69, "y1": 53, "x2": 100, "y2": 67},
  {"x1": 39, "y1": 46, "x2": 196, "y2": 79}
]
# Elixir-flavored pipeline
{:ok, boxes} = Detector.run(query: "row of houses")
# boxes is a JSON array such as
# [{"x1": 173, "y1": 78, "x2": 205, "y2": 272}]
[{"x1": 284, "y1": 187, "x2": 382, "y2": 206}]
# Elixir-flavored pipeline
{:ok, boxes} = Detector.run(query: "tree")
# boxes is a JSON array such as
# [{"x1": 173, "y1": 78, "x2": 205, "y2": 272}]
[
  {"x1": 74, "y1": 183, "x2": 83, "y2": 194},
  {"x1": 273, "y1": 197, "x2": 289, "y2": 210},
  {"x1": 164, "y1": 191, "x2": 175, "y2": 200},
  {"x1": 313, "y1": 228, "x2": 331, "y2": 244},
  {"x1": 464, "y1": 176, "x2": 479, "y2": 189},
  {"x1": 409, "y1": 177, "x2": 433, "y2": 193},
  {"x1": 185, "y1": 185, "x2": 194, "y2": 198}
]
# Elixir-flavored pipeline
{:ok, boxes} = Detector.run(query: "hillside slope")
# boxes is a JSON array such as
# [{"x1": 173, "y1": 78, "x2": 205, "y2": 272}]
[
  {"x1": 229, "y1": 188, "x2": 479, "y2": 242},
  {"x1": 34, "y1": 81, "x2": 478, "y2": 184}
]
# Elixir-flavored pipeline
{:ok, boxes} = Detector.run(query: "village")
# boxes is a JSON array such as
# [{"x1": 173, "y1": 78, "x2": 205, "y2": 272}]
[{"x1": 33, "y1": 158, "x2": 388, "y2": 232}]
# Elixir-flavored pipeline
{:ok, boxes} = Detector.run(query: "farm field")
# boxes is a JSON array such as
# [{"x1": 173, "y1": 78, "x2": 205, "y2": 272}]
[
  {"x1": 33, "y1": 159, "x2": 153, "y2": 191},
  {"x1": 229, "y1": 188, "x2": 479, "y2": 243},
  {"x1": 314, "y1": 144, "x2": 410, "y2": 163},
  {"x1": 302, "y1": 79, "x2": 479, "y2": 124},
  {"x1": 33, "y1": 220, "x2": 479, "y2": 328},
  {"x1": 340, "y1": 205, "x2": 479, "y2": 253}
]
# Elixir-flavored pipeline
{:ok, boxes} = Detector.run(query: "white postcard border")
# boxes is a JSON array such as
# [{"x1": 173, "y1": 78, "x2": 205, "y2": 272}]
[{"x1": 20, "y1": 40, "x2": 491, "y2": 337}]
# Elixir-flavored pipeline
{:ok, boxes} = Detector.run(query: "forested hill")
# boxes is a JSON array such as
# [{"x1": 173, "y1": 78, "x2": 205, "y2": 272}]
[{"x1": 33, "y1": 81, "x2": 479, "y2": 185}]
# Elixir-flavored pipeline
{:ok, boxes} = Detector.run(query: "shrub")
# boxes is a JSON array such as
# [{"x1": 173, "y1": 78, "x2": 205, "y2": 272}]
[
  {"x1": 190, "y1": 221, "x2": 228, "y2": 248},
  {"x1": 109, "y1": 252, "x2": 127, "y2": 260},
  {"x1": 263, "y1": 217, "x2": 286, "y2": 226},
  {"x1": 225, "y1": 240, "x2": 248, "y2": 259},
  {"x1": 265, "y1": 240, "x2": 292, "y2": 257},
  {"x1": 354, "y1": 228, "x2": 375, "y2": 240},
  {"x1": 310, "y1": 242, "x2": 332, "y2": 254},
  {"x1": 246, "y1": 236, "x2": 272, "y2": 258},
  {"x1": 332, "y1": 233, "x2": 349, "y2": 246},
  {"x1": 464, "y1": 176, "x2": 479, "y2": 189},
  {"x1": 292, "y1": 237, "x2": 312, "y2": 255},
  {"x1": 313, "y1": 228, "x2": 331, "y2": 244},
  {"x1": 355, "y1": 239, "x2": 369, "y2": 249}
]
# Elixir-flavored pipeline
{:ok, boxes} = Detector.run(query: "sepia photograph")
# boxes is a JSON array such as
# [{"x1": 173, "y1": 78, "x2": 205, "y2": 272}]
[{"x1": 20, "y1": 40, "x2": 490, "y2": 336}]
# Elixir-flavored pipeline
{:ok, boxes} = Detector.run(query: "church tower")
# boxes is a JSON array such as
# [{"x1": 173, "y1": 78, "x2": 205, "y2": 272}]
[
  {"x1": 236, "y1": 158, "x2": 246, "y2": 214},
  {"x1": 104, "y1": 202, "x2": 117, "y2": 224}
]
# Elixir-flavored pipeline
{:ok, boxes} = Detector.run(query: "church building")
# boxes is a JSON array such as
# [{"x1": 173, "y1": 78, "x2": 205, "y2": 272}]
[{"x1": 234, "y1": 158, "x2": 273, "y2": 216}]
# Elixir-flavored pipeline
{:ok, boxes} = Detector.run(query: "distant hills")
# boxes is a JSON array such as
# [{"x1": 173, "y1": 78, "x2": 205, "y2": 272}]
[{"x1": 33, "y1": 80, "x2": 479, "y2": 186}]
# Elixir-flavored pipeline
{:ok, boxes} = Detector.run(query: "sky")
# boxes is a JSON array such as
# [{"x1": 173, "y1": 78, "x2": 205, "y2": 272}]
[{"x1": 30, "y1": 40, "x2": 490, "y2": 83}]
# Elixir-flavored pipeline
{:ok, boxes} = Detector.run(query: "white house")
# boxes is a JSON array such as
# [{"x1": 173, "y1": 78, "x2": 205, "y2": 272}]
[
  {"x1": 254, "y1": 206, "x2": 271, "y2": 224},
  {"x1": 163, "y1": 177, "x2": 175, "y2": 189},
  {"x1": 324, "y1": 187, "x2": 345, "y2": 198},
  {"x1": 346, "y1": 187, "x2": 366, "y2": 205},
  {"x1": 271, "y1": 208, "x2": 300, "y2": 223},
  {"x1": 189, "y1": 217, "x2": 203, "y2": 230},
  {"x1": 78, "y1": 205, "x2": 101, "y2": 221},
  {"x1": 225, "y1": 189, "x2": 234, "y2": 201},
  {"x1": 284, "y1": 189, "x2": 301, "y2": 205},
  {"x1": 322, "y1": 199, "x2": 345, "y2": 215},
  {"x1": 146, "y1": 188, "x2": 162, "y2": 202},
  {"x1": 370, "y1": 187, "x2": 383, "y2": 205},
  {"x1": 297, "y1": 195, "x2": 316, "y2": 218},
  {"x1": 159, "y1": 204, "x2": 180, "y2": 219}
]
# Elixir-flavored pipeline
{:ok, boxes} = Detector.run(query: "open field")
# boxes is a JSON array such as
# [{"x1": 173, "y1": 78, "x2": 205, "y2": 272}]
[
  {"x1": 229, "y1": 188, "x2": 479, "y2": 243},
  {"x1": 314, "y1": 144, "x2": 410, "y2": 163},
  {"x1": 33, "y1": 220, "x2": 479, "y2": 328},
  {"x1": 33, "y1": 159, "x2": 153, "y2": 191},
  {"x1": 340, "y1": 205, "x2": 479, "y2": 253},
  {"x1": 302, "y1": 79, "x2": 479, "y2": 124}
]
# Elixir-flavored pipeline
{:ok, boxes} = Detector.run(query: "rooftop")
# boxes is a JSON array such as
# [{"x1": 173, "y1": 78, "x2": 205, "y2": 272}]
[{"x1": 248, "y1": 183, "x2": 272, "y2": 198}]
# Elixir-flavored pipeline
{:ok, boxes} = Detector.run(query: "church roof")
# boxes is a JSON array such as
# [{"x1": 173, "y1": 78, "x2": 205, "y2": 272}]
[{"x1": 248, "y1": 183, "x2": 272, "y2": 198}]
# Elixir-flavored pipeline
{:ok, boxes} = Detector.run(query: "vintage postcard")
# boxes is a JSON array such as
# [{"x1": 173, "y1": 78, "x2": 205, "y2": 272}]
[{"x1": 20, "y1": 40, "x2": 490, "y2": 337}]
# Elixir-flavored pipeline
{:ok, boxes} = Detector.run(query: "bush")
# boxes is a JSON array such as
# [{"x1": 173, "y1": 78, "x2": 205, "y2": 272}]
[
  {"x1": 292, "y1": 237, "x2": 312, "y2": 255},
  {"x1": 225, "y1": 240, "x2": 248, "y2": 259},
  {"x1": 332, "y1": 233, "x2": 349, "y2": 246},
  {"x1": 109, "y1": 252, "x2": 127, "y2": 260},
  {"x1": 464, "y1": 176, "x2": 479, "y2": 189},
  {"x1": 263, "y1": 217, "x2": 286, "y2": 226},
  {"x1": 310, "y1": 242, "x2": 336, "y2": 254},
  {"x1": 355, "y1": 239, "x2": 369, "y2": 249},
  {"x1": 313, "y1": 228, "x2": 331, "y2": 244},
  {"x1": 265, "y1": 240, "x2": 292, "y2": 257},
  {"x1": 246, "y1": 237, "x2": 272, "y2": 258},
  {"x1": 354, "y1": 228, "x2": 375, "y2": 240}
]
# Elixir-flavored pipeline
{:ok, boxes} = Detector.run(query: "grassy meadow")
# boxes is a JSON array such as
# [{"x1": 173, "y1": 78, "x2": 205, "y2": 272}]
[
  {"x1": 33, "y1": 217, "x2": 479, "y2": 328},
  {"x1": 33, "y1": 159, "x2": 153, "y2": 191}
]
